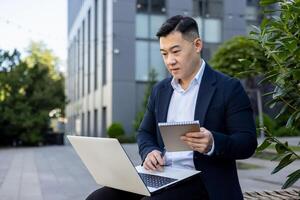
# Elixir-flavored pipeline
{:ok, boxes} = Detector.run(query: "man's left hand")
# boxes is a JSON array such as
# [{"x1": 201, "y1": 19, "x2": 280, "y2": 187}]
[{"x1": 181, "y1": 127, "x2": 213, "y2": 153}]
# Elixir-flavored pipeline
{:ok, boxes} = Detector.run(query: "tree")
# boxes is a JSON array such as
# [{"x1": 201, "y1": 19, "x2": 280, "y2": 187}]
[
  {"x1": 0, "y1": 42, "x2": 66, "y2": 145},
  {"x1": 0, "y1": 50, "x2": 23, "y2": 144},
  {"x1": 209, "y1": 35, "x2": 268, "y2": 80},
  {"x1": 133, "y1": 68, "x2": 157, "y2": 132},
  {"x1": 252, "y1": 0, "x2": 300, "y2": 191}
]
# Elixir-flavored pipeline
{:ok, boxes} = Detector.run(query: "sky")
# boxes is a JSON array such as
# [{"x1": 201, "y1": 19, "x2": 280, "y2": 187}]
[{"x1": 0, "y1": 0, "x2": 67, "y2": 72}]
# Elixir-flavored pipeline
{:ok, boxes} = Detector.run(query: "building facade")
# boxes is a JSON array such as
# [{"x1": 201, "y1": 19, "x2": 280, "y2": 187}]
[{"x1": 66, "y1": 0, "x2": 260, "y2": 137}]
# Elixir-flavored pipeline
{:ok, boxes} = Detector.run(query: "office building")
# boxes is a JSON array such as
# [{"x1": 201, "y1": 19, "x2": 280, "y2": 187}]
[{"x1": 66, "y1": 0, "x2": 261, "y2": 136}]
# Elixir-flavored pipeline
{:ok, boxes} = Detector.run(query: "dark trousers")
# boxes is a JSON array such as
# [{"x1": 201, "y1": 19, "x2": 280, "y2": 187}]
[{"x1": 86, "y1": 174, "x2": 209, "y2": 200}]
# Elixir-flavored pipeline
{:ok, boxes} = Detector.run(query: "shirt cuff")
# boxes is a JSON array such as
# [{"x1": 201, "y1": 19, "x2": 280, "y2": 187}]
[
  {"x1": 204, "y1": 139, "x2": 215, "y2": 156},
  {"x1": 164, "y1": 152, "x2": 172, "y2": 166}
]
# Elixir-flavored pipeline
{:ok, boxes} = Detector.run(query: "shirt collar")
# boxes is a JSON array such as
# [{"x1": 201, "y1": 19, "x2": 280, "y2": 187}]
[{"x1": 171, "y1": 59, "x2": 206, "y2": 91}]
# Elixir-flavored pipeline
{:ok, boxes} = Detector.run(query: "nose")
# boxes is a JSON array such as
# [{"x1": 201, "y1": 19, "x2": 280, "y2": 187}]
[{"x1": 166, "y1": 55, "x2": 176, "y2": 66}]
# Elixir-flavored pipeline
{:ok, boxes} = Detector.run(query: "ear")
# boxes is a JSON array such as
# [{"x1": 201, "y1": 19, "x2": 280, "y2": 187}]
[{"x1": 194, "y1": 38, "x2": 202, "y2": 53}]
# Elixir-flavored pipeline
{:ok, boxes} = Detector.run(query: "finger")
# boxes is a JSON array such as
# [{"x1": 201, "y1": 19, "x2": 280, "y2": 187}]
[
  {"x1": 193, "y1": 147, "x2": 206, "y2": 153},
  {"x1": 185, "y1": 131, "x2": 206, "y2": 138},
  {"x1": 181, "y1": 136, "x2": 203, "y2": 143},
  {"x1": 144, "y1": 154, "x2": 156, "y2": 170},
  {"x1": 145, "y1": 159, "x2": 157, "y2": 171},
  {"x1": 143, "y1": 162, "x2": 150, "y2": 170},
  {"x1": 185, "y1": 141, "x2": 207, "y2": 151},
  {"x1": 191, "y1": 145, "x2": 206, "y2": 152},
  {"x1": 153, "y1": 152, "x2": 164, "y2": 166},
  {"x1": 192, "y1": 142, "x2": 212, "y2": 153},
  {"x1": 150, "y1": 155, "x2": 163, "y2": 170}
]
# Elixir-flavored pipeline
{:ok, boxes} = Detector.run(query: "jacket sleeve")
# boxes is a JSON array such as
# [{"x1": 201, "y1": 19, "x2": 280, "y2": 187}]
[
  {"x1": 212, "y1": 79, "x2": 258, "y2": 160},
  {"x1": 136, "y1": 87, "x2": 162, "y2": 162}
]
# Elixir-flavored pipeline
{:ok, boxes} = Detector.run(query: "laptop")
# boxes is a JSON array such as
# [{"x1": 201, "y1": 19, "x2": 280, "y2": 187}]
[{"x1": 67, "y1": 136, "x2": 200, "y2": 196}]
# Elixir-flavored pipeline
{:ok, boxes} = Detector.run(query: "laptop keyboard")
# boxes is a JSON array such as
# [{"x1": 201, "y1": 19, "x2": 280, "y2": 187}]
[{"x1": 138, "y1": 173, "x2": 177, "y2": 188}]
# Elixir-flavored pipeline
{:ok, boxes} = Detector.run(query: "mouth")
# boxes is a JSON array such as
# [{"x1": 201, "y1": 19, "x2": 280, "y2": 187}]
[{"x1": 170, "y1": 68, "x2": 180, "y2": 73}]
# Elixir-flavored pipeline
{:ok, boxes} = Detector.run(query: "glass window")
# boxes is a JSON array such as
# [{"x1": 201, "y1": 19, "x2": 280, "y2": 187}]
[
  {"x1": 194, "y1": 0, "x2": 209, "y2": 16},
  {"x1": 150, "y1": 15, "x2": 166, "y2": 39},
  {"x1": 194, "y1": 17, "x2": 203, "y2": 37},
  {"x1": 151, "y1": 0, "x2": 166, "y2": 14},
  {"x1": 135, "y1": 41, "x2": 149, "y2": 81},
  {"x1": 135, "y1": 0, "x2": 166, "y2": 81},
  {"x1": 81, "y1": 113, "x2": 85, "y2": 136},
  {"x1": 87, "y1": 111, "x2": 90, "y2": 136},
  {"x1": 136, "y1": 0, "x2": 148, "y2": 13},
  {"x1": 247, "y1": 0, "x2": 259, "y2": 6},
  {"x1": 82, "y1": 20, "x2": 85, "y2": 97},
  {"x1": 204, "y1": 18, "x2": 221, "y2": 43},
  {"x1": 94, "y1": 0, "x2": 98, "y2": 90},
  {"x1": 88, "y1": 9, "x2": 91, "y2": 94},
  {"x1": 94, "y1": 109, "x2": 98, "y2": 137},
  {"x1": 136, "y1": 14, "x2": 149, "y2": 38},
  {"x1": 245, "y1": 6, "x2": 257, "y2": 21},
  {"x1": 102, "y1": 107, "x2": 107, "y2": 137},
  {"x1": 102, "y1": 0, "x2": 107, "y2": 86},
  {"x1": 193, "y1": 0, "x2": 222, "y2": 17},
  {"x1": 150, "y1": 42, "x2": 165, "y2": 80},
  {"x1": 194, "y1": 17, "x2": 221, "y2": 43}
]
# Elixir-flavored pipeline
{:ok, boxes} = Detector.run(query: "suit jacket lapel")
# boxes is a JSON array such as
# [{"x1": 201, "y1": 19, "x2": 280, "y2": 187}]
[
  {"x1": 194, "y1": 64, "x2": 217, "y2": 126},
  {"x1": 157, "y1": 79, "x2": 173, "y2": 123}
]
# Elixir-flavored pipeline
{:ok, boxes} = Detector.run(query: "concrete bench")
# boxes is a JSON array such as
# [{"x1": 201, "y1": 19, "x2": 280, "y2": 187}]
[{"x1": 243, "y1": 189, "x2": 300, "y2": 199}]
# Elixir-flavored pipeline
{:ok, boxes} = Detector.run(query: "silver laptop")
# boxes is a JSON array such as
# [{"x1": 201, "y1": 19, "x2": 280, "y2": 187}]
[{"x1": 67, "y1": 136, "x2": 200, "y2": 196}]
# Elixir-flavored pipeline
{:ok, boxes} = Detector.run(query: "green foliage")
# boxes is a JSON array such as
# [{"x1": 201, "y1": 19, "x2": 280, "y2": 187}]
[
  {"x1": 133, "y1": 68, "x2": 157, "y2": 131},
  {"x1": 254, "y1": 0, "x2": 300, "y2": 190},
  {"x1": 256, "y1": 114, "x2": 300, "y2": 137},
  {"x1": 116, "y1": 134, "x2": 136, "y2": 143},
  {"x1": 275, "y1": 127, "x2": 300, "y2": 137},
  {"x1": 209, "y1": 36, "x2": 268, "y2": 79},
  {"x1": 107, "y1": 122, "x2": 125, "y2": 138},
  {"x1": 259, "y1": 114, "x2": 277, "y2": 132},
  {"x1": 0, "y1": 42, "x2": 66, "y2": 146},
  {"x1": 251, "y1": 0, "x2": 300, "y2": 128}
]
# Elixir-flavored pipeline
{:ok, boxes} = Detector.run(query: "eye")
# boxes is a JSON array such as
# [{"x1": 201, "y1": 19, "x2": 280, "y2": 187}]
[{"x1": 173, "y1": 50, "x2": 181, "y2": 54}]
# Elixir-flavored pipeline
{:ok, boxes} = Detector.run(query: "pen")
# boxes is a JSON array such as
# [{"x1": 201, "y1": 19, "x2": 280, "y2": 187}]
[
  {"x1": 161, "y1": 148, "x2": 166, "y2": 158},
  {"x1": 157, "y1": 148, "x2": 167, "y2": 168}
]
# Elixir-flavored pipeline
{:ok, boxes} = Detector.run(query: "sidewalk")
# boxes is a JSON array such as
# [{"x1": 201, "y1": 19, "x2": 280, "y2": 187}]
[{"x1": 0, "y1": 144, "x2": 299, "y2": 200}]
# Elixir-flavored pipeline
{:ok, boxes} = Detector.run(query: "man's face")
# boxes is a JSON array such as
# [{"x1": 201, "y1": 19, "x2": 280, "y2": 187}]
[{"x1": 159, "y1": 31, "x2": 202, "y2": 83}]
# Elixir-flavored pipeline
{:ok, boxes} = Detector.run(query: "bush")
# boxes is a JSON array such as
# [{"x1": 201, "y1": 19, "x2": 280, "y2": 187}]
[
  {"x1": 107, "y1": 122, "x2": 125, "y2": 138},
  {"x1": 275, "y1": 127, "x2": 300, "y2": 137},
  {"x1": 209, "y1": 35, "x2": 267, "y2": 79},
  {"x1": 256, "y1": 113, "x2": 300, "y2": 137},
  {"x1": 20, "y1": 131, "x2": 43, "y2": 146},
  {"x1": 116, "y1": 134, "x2": 136, "y2": 143},
  {"x1": 257, "y1": 114, "x2": 277, "y2": 133}
]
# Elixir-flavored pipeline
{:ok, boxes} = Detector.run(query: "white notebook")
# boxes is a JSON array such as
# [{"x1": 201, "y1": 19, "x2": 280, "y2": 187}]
[{"x1": 158, "y1": 121, "x2": 200, "y2": 152}]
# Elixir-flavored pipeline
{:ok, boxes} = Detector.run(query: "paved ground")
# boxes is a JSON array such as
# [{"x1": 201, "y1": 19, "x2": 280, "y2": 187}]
[{"x1": 0, "y1": 141, "x2": 299, "y2": 200}]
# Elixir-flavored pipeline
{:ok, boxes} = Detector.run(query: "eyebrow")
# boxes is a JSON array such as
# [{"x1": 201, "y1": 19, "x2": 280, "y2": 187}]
[{"x1": 160, "y1": 44, "x2": 181, "y2": 52}]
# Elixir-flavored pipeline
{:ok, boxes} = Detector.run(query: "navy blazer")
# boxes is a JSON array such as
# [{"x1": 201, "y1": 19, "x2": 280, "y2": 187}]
[{"x1": 136, "y1": 64, "x2": 257, "y2": 200}]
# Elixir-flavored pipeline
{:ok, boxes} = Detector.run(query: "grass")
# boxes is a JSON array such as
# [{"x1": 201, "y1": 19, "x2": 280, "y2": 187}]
[
  {"x1": 237, "y1": 161, "x2": 263, "y2": 170},
  {"x1": 254, "y1": 151, "x2": 277, "y2": 160}
]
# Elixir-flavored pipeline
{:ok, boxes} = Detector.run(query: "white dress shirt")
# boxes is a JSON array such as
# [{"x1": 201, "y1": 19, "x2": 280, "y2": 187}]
[{"x1": 164, "y1": 59, "x2": 214, "y2": 169}]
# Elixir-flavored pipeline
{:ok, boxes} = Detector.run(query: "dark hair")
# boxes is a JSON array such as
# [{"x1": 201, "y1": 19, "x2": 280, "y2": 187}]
[{"x1": 156, "y1": 15, "x2": 199, "y2": 41}]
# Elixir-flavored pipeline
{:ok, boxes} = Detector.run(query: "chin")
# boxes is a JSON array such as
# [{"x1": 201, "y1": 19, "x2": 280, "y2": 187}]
[{"x1": 171, "y1": 74, "x2": 180, "y2": 79}]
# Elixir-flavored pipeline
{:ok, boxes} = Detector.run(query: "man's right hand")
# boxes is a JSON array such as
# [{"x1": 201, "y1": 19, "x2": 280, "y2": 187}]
[{"x1": 143, "y1": 150, "x2": 165, "y2": 171}]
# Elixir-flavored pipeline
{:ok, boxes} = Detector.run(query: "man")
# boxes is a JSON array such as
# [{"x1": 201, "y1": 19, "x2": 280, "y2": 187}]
[{"x1": 87, "y1": 15, "x2": 257, "y2": 200}]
